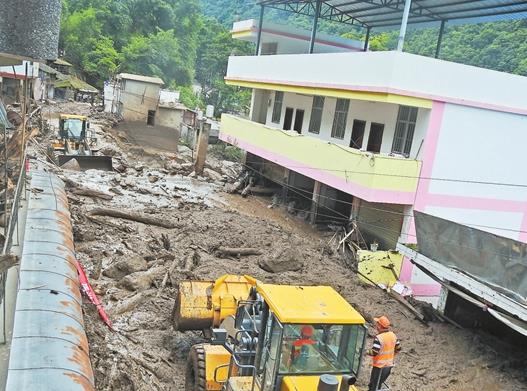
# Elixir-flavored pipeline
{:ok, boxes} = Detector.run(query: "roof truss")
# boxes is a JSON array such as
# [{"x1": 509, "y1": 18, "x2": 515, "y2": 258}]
[{"x1": 258, "y1": 0, "x2": 527, "y2": 28}]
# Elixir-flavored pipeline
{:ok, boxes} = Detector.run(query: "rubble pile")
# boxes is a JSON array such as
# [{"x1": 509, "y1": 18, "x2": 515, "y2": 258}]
[{"x1": 27, "y1": 102, "x2": 527, "y2": 391}]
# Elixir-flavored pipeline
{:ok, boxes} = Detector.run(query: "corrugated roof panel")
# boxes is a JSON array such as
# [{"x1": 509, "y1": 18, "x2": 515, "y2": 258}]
[{"x1": 261, "y1": 0, "x2": 527, "y2": 28}]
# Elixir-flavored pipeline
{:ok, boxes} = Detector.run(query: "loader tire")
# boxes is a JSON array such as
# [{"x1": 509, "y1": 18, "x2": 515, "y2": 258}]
[{"x1": 186, "y1": 344, "x2": 207, "y2": 391}]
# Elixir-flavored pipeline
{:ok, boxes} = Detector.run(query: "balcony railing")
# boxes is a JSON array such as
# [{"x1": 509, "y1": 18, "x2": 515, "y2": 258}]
[{"x1": 220, "y1": 114, "x2": 421, "y2": 204}]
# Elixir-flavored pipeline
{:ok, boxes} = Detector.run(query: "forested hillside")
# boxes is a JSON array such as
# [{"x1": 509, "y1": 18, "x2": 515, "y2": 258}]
[
  {"x1": 59, "y1": 1, "x2": 527, "y2": 116},
  {"x1": 60, "y1": 0, "x2": 251, "y2": 113},
  {"x1": 201, "y1": 0, "x2": 527, "y2": 76}
]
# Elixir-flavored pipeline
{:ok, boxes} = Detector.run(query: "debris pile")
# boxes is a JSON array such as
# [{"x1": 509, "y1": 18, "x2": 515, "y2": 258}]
[{"x1": 25, "y1": 101, "x2": 527, "y2": 391}]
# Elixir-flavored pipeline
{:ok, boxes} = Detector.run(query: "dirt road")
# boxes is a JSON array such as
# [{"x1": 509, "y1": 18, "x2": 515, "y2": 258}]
[{"x1": 36, "y1": 106, "x2": 526, "y2": 391}]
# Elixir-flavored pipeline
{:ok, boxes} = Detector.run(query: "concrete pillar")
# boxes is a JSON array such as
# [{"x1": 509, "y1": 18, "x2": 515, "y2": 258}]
[
  {"x1": 282, "y1": 168, "x2": 290, "y2": 203},
  {"x1": 351, "y1": 197, "x2": 361, "y2": 221},
  {"x1": 194, "y1": 121, "x2": 210, "y2": 175},
  {"x1": 400, "y1": 205, "x2": 415, "y2": 244},
  {"x1": 310, "y1": 181, "x2": 322, "y2": 225}
]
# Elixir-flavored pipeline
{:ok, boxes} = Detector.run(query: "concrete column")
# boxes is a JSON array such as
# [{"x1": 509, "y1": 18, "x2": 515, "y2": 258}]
[
  {"x1": 351, "y1": 197, "x2": 361, "y2": 221},
  {"x1": 282, "y1": 168, "x2": 290, "y2": 203},
  {"x1": 194, "y1": 121, "x2": 210, "y2": 175},
  {"x1": 310, "y1": 181, "x2": 322, "y2": 225},
  {"x1": 400, "y1": 205, "x2": 415, "y2": 244}
]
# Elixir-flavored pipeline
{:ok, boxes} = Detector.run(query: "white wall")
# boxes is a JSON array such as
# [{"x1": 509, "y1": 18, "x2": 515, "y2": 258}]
[
  {"x1": 233, "y1": 19, "x2": 363, "y2": 55},
  {"x1": 156, "y1": 107, "x2": 183, "y2": 130},
  {"x1": 431, "y1": 104, "x2": 527, "y2": 202},
  {"x1": 264, "y1": 91, "x2": 429, "y2": 158},
  {"x1": 227, "y1": 51, "x2": 527, "y2": 113}
]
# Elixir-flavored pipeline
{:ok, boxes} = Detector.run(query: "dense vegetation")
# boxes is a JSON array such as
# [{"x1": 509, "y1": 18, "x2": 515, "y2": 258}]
[
  {"x1": 60, "y1": 0, "x2": 251, "y2": 113},
  {"x1": 59, "y1": 0, "x2": 527, "y2": 116},
  {"x1": 202, "y1": 0, "x2": 527, "y2": 76}
]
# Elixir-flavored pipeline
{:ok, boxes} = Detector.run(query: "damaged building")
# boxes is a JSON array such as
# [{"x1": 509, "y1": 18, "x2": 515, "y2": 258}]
[{"x1": 220, "y1": 1, "x2": 527, "y2": 304}]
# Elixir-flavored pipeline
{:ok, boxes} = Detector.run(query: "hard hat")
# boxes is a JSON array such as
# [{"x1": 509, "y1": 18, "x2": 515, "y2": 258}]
[
  {"x1": 301, "y1": 325, "x2": 314, "y2": 337},
  {"x1": 374, "y1": 316, "x2": 391, "y2": 329}
]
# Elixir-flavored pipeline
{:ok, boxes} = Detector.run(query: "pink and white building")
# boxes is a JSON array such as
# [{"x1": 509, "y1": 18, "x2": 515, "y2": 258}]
[{"x1": 220, "y1": 2, "x2": 527, "y2": 313}]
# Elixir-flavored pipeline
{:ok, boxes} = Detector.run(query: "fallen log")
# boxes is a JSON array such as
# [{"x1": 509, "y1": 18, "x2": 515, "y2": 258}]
[
  {"x1": 216, "y1": 247, "x2": 263, "y2": 257},
  {"x1": 87, "y1": 208, "x2": 179, "y2": 229},
  {"x1": 245, "y1": 185, "x2": 276, "y2": 196},
  {"x1": 71, "y1": 187, "x2": 113, "y2": 200}
]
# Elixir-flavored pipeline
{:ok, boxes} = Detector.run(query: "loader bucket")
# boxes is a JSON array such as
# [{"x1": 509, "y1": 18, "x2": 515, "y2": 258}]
[
  {"x1": 172, "y1": 274, "x2": 257, "y2": 332},
  {"x1": 58, "y1": 155, "x2": 113, "y2": 171}
]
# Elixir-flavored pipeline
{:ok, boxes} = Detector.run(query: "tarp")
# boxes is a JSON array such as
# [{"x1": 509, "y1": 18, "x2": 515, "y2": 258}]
[
  {"x1": 0, "y1": 98, "x2": 13, "y2": 129},
  {"x1": 414, "y1": 212, "x2": 527, "y2": 305}
]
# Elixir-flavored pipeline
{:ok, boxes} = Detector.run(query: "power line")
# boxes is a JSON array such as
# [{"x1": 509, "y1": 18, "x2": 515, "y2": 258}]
[
  {"x1": 241, "y1": 162, "x2": 527, "y2": 261},
  {"x1": 240, "y1": 161, "x2": 527, "y2": 236},
  {"x1": 243, "y1": 152, "x2": 527, "y2": 189},
  {"x1": 244, "y1": 162, "x2": 527, "y2": 236}
]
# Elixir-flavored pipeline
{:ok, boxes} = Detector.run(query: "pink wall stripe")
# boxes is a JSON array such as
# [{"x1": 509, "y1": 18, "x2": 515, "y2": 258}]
[
  {"x1": 399, "y1": 256, "x2": 414, "y2": 283},
  {"x1": 410, "y1": 283, "x2": 442, "y2": 297},
  {"x1": 219, "y1": 132, "x2": 416, "y2": 204}
]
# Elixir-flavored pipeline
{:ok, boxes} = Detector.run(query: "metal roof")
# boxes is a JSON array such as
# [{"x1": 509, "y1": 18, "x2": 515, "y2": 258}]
[
  {"x1": 117, "y1": 73, "x2": 164, "y2": 85},
  {"x1": 259, "y1": 0, "x2": 527, "y2": 28}
]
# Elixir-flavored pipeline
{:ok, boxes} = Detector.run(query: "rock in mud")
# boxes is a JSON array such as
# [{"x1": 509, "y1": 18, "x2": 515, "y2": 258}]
[
  {"x1": 60, "y1": 159, "x2": 81, "y2": 171},
  {"x1": 258, "y1": 247, "x2": 304, "y2": 273},
  {"x1": 204, "y1": 168, "x2": 224, "y2": 182},
  {"x1": 102, "y1": 256, "x2": 148, "y2": 279},
  {"x1": 119, "y1": 271, "x2": 154, "y2": 291}
]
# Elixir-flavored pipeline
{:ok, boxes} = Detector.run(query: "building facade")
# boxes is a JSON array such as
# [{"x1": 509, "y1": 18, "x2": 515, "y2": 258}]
[
  {"x1": 115, "y1": 73, "x2": 164, "y2": 123},
  {"x1": 220, "y1": 23, "x2": 527, "y2": 304}
]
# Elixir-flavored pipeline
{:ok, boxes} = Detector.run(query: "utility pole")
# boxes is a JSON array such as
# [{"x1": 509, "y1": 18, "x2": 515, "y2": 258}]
[{"x1": 194, "y1": 120, "x2": 210, "y2": 175}]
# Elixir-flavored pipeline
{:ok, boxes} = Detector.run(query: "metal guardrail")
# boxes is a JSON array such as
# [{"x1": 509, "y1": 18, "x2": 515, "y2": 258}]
[
  {"x1": 0, "y1": 150, "x2": 28, "y2": 345},
  {"x1": 5, "y1": 169, "x2": 95, "y2": 391},
  {"x1": 2, "y1": 152, "x2": 28, "y2": 255}
]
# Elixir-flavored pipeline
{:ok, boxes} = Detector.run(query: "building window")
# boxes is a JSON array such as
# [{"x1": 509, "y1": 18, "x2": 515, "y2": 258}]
[
  {"x1": 331, "y1": 99, "x2": 350, "y2": 139},
  {"x1": 350, "y1": 119, "x2": 366, "y2": 149},
  {"x1": 261, "y1": 42, "x2": 278, "y2": 55},
  {"x1": 392, "y1": 105, "x2": 418, "y2": 156},
  {"x1": 272, "y1": 91, "x2": 284, "y2": 124},
  {"x1": 308, "y1": 96, "x2": 325, "y2": 134},
  {"x1": 367, "y1": 123, "x2": 384, "y2": 153}
]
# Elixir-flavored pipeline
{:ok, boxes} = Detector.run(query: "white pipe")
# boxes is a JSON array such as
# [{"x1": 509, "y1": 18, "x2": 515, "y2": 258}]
[{"x1": 397, "y1": 0, "x2": 413, "y2": 51}]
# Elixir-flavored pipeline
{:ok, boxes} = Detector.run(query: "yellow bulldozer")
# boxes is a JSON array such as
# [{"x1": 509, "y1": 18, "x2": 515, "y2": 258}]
[
  {"x1": 173, "y1": 275, "x2": 367, "y2": 391},
  {"x1": 50, "y1": 114, "x2": 113, "y2": 171}
]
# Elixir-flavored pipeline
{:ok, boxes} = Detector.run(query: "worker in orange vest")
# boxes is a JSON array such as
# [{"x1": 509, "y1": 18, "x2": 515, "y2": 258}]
[
  {"x1": 367, "y1": 315, "x2": 401, "y2": 391},
  {"x1": 290, "y1": 325, "x2": 316, "y2": 367}
]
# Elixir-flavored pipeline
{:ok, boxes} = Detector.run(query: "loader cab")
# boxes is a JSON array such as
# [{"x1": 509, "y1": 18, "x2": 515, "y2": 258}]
[
  {"x1": 226, "y1": 284, "x2": 367, "y2": 391},
  {"x1": 58, "y1": 114, "x2": 89, "y2": 141}
]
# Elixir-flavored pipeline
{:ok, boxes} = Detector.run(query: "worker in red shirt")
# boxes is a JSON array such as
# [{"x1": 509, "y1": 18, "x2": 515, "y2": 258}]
[
  {"x1": 367, "y1": 316, "x2": 401, "y2": 391},
  {"x1": 290, "y1": 325, "x2": 316, "y2": 367}
]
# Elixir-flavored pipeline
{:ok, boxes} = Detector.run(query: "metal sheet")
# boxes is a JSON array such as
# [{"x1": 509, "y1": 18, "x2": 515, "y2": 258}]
[
  {"x1": 415, "y1": 211, "x2": 527, "y2": 305},
  {"x1": 6, "y1": 170, "x2": 95, "y2": 391}
]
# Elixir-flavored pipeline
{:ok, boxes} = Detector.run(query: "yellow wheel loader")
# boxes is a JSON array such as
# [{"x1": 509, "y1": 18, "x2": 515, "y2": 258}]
[
  {"x1": 50, "y1": 114, "x2": 113, "y2": 171},
  {"x1": 173, "y1": 275, "x2": 367, "y2": 391}
]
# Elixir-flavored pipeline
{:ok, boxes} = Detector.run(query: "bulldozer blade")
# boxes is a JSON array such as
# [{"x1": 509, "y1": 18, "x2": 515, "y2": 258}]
[{"x1": 58, "y1": 155, "x2": 113, "y2": 171}]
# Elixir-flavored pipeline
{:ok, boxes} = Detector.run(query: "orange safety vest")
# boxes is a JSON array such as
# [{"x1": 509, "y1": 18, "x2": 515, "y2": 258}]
[
  {"x1": 372, "y1": 331, "x2": 397, "y2": 368},
  {"x1": 292, "y1": 338, "x2": 315, "y2": 360}
]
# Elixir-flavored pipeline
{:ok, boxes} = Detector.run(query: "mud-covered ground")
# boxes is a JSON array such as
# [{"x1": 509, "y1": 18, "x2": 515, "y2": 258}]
[{"x1": 37, "y1": 102, "x2": 527, "y2": 391}]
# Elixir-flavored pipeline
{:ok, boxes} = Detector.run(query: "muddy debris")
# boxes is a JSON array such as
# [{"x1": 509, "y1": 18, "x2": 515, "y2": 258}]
[{"x1": 28, "y1": 101, "x2": 527, "y2": 391}]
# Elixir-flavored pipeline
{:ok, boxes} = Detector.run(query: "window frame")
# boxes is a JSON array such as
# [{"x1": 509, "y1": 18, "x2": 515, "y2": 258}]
[
  {"x1": 277, "y1": 323, "x2": 366, "y2": 378},
  {"x1": 392, "y1": 105, "x2": 418, "y2": 157},
  {"x1": 331, "y1": 99, "x2": 350, "y2": 140},
  {"x1": 271, "y1": 91, "x2": 284, "y2": 124},
  {"x1": 308, "y1": 96, "x2": 325, "y2": 134}
]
